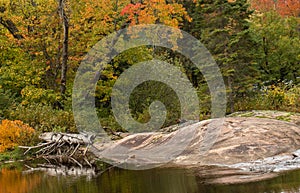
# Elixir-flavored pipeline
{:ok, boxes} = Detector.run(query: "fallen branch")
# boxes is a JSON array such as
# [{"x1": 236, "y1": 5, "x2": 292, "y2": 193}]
[{"x1": 19, "y1": 141, "x2": 54, "y2": 155}]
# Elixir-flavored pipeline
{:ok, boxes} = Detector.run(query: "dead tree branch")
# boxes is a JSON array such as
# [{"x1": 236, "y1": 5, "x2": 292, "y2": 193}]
[{"x1": 19, "y1": 132, "x2": 96, "y2": 167}]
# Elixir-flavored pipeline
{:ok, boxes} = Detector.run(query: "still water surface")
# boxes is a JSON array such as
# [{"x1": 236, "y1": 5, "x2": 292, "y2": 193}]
[{"x1": 1, "y1": 165, "x2": 300, "y2": 193}]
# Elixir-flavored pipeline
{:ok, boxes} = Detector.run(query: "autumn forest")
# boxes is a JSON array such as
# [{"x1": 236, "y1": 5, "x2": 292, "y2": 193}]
[{"x1": 0, "y1": 0, "x2": 299, "y2": 153}]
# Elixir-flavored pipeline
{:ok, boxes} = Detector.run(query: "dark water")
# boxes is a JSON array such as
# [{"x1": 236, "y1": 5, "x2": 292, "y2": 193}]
[{"x1": 1, "y1": 165, "x2": 300, "y2": 193}]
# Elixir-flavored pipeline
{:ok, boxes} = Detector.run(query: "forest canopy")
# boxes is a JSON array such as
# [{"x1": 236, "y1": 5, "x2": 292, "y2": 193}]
[{"x1": 0, "y1": 0, "x2": 299, "y2": 138}]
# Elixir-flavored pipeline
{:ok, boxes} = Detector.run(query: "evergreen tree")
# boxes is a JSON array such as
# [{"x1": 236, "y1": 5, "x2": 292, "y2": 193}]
[{"x1": 188, "y1": 0, "x2": 258, "y2": 112}]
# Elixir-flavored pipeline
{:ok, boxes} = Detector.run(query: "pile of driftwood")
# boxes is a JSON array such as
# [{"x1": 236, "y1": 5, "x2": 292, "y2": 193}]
[{"x1": 19, "y1": 132, "x2": 96, "y2": 168}]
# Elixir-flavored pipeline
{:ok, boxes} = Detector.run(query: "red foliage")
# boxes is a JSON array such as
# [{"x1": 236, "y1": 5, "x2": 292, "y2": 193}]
[
  {"x1": 120, "y1": 3, "x2": 142, "y2": 16},
  {"x1": 250, "y1": 0, "x2": 300, "y2": 17}
]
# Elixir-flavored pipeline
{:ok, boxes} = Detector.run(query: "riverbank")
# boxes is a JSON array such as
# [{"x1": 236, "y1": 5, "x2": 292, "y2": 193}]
[{"x1": 1, "y1": 110, "x2": 300, "y2": 184}]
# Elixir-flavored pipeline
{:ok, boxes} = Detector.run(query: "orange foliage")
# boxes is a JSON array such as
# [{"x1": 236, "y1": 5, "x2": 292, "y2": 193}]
[
  {"x1": 121, "y1": 0, "x2": 192, "y2": 27},
  {"x1": 250, "y1": 0, "x2": 300, "y2": 17},
  {"x1": 0, "y1": 120, "x2": 35, "y2": 152},
  {"x1": 0, "y1": 168, "x2": 41, "y2": 193}
]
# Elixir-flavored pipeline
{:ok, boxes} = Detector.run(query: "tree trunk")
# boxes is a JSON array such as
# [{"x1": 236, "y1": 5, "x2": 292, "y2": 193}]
[
  {"x1": 58, "y1": 0, "x2": 69, "y2": 95},
  {"x1": 0, "y1": 16, "x2": 24, "y2": 40},
  {"x1": 228, "y1": 76, "x2": 234, "y2": 113}
]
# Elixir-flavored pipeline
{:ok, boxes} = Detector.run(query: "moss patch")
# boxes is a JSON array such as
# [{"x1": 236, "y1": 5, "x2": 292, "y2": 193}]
[{"x1": 228, "y1": 110, "x2": 300, "y2": 124}]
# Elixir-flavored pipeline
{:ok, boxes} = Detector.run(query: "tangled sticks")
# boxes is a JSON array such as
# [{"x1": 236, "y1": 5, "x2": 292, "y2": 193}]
[{"x1": 19, "y1": 132, "x2": 96, "y2": 168}]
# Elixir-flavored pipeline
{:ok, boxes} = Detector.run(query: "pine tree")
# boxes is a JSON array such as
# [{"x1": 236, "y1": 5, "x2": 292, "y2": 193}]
[{"x1": 189, "y1": 0, "x2": 258, "y2": 112}]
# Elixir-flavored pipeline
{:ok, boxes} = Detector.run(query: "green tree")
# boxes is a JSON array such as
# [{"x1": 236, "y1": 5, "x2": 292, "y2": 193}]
[
  {"x1": 186, "y1": 0, "x2": 258, "y2": 112},
  {"x1": 250, "y1": 11, "x2": 300, "y2": 85}
]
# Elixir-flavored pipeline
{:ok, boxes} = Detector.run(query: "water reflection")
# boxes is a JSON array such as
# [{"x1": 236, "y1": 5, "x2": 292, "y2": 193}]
[
  {"x1": 1, "y1": 166, "x2": 300, "y2": 193},
  {"x1": 30, "y1": 168, "x2": 198, "y2": 193},
  {"x1": 0, "y1": 167, "x2": 41, "y2": 193}
]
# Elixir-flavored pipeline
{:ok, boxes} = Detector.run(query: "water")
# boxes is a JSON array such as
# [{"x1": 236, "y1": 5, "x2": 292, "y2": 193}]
[{"x1": 1, "y1": 165, "x2": 300, "y2": 193}]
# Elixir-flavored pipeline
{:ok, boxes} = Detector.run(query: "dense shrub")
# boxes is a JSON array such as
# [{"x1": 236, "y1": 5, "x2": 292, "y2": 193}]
[
  {"x1": 20, "y1": 86, "x2": 61, "y2": 106},
  {"x1": 0, "y1": 89, "x2": 17, "y2": 122},
  {"x1": 235, "y1": 84, "x2": 300, "y2": 113},
  {"x1": 8, "y1": 104, "x2": 76, "y2": 133},
  {"x1": 0, "y1": 120, "x2": 37, "y2": 152}
]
